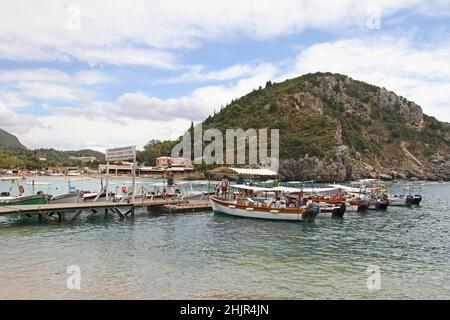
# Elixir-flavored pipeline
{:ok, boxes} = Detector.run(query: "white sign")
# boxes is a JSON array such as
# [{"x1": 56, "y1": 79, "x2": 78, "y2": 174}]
[{"x1": 105, "y1": 145, "x2": 136, "y2": 161}]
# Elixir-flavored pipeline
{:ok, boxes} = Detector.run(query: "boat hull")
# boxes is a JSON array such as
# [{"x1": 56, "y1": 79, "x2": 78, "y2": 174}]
[
  {"x1": 49, "y1": 192, "x2": 81, "y2": 204},
  {"x1": 0, "y1": 195, "x2": 47, "y2": 206},
  {"x1": 211, "y1": 197, "x2": 319, "y2": 222},
  {"x1": 318, "y1": 202, "x2": 346, "y2": 218}
]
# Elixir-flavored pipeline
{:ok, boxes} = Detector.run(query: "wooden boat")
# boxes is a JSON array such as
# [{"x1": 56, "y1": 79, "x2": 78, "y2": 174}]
[
  {"x1": 0, "y1": 193, "x2": 48, "y2": 206},
  {"x1": 49, "y1": 192, "x2": 81, "y2": 204},
  {"x1": 210, "y1": 196, "x2": 320, "y2": 221}
]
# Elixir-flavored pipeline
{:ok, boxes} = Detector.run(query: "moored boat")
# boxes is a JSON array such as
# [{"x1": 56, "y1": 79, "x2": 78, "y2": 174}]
[
  {"x1": 317, "y1": 202, "x2": 346, "y2": 218},
  {"x1": 0, "y1": 193, "x2": 48, "y2": 206},
  {"x1": 210, "y1": 196, "x2": 320, "y2": 222},
  {"x1": 49, "y1": 192, "x2": 81, "y2": 204}
]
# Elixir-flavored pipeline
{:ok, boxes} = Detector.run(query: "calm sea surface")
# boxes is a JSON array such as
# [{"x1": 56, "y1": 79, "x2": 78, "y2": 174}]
[{"x1": 1, "y1": 178, "x2": 449, "y2": 299}]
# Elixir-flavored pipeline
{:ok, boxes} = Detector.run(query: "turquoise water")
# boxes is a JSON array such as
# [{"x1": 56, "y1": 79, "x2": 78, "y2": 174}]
[{"x1": 1, "y1": 179, "x2": 449, "y2": 299}]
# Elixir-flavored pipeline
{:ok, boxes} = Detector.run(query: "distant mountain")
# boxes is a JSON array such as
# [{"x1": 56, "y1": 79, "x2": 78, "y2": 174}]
[
  {"x1": 0, "y1": 128, "x2": 104, "y2": 168},
  {"x1": 30, "y1": 148, "x2": 105, "y2": 162},
  {"x1": 65, "y1": 149, "x2": 105, "y2": 161},
  {"x1": 0, "y1": 128, "x2": 27, "y2": 151},
  {"x1": 140, "y1": 72, "x2": 450, "y2": 181}
]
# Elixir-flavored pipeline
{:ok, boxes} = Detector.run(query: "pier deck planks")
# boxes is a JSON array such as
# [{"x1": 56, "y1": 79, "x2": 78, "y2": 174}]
[{"x1": 0, "y1": 199, "x2": 188, "y2": 216}]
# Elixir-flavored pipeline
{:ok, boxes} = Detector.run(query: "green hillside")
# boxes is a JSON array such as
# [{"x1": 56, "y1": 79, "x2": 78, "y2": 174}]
[
  {"x1": 0, "y1": 129, "x2": 104, "y2": 169},
  {"x1": 139, "y1": 72, "x2": 450, "y2": 181},
  {"x1": 0, "y1": 128, "x2": 27, "y2": 151}
]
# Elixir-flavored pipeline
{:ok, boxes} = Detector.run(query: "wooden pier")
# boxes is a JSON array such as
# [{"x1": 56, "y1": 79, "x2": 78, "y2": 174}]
[
  {"x1": 0, "y1": 198, "x2": 205, "y2": 222},
  {"x1": 160, "y1": 200, "x2": 211, "y2": 213}
]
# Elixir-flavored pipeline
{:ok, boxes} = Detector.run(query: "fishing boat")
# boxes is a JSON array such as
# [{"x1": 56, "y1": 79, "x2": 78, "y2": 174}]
[
  {"x1": 316, "y1": 202, "x2": 346, "y2": 218},
  {"x1": 388, "y1": 194, "x2": 414, "y2": 206},
  {"x1": 210, "y1": 185, "x2": 320, "y2": 222},
  {"x1": 48, "y1": 192, "x2": 81, "y2": 204},
  {"x1": 0, "y1": 193, "x2": 48, "y2": 206}
]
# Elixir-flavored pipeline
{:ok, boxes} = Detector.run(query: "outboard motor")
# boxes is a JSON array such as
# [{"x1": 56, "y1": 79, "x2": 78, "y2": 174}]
[
  {"x1": 413, "y1": 195, "x2": 422, "y2": 205},
  {"x1": 357, "y1": 199, "x2": 369, "y2": 212},
  {"x1": 406, "y1": 195, "x2": 414, "y2": 205},
  {"x1": 304, "y1": 203, "x2": 320, "y2": 222},
  {"x1": 332, "y1": 202, "x2": 346, "y2": 218}
]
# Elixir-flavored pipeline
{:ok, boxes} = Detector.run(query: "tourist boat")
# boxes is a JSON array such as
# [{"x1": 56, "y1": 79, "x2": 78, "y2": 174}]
[
  {"x1": 329, "y1": 183, "x2": 389, "y2": 210},
  {"x1": 351, "y1": 179, "x2": 388, "y2": 193},
  {"x1": 273, "y1": 185, "x2": 368, "y2": 214},
  {"x1": 210, "y1": 185, "x2": 320, "y2": 222},
  {"x1": 210, "y1": 196, "x2": 320, "y2": 221}
]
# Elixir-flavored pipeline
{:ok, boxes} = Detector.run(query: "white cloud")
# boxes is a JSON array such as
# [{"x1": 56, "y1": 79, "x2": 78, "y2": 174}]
[
  {"x1": 0, "y1": 68, "x2": 111, "y2": 106},
  {"x1": 70, "y1": 47, "x2": 179, "y2": 68},
  {"x1": 0, "y1": 101, "x2": 45, "y2": 135},
  {"x1": 55, "y1": 62, "x2": 278, "y2": 123},
  {"x1": 19, "y1": 115, "x2": 191, "y2": 151},
  {"x1": 288, "y1": 36, "x2": 450, "y2": 122},
  {"x1": 0, "y1": 0, "x2": 445, "y2": 66},
  {"x1": 18, "y1": 81, "x2": 86, "y2": 102},
  {"x1": 0, "y1": 92, "x2": 30, "y2": 108},
  {"x1": 167, "y1": 62, "x2": 275, "y2": 83},
  {"x1": 74, "y1": 70, "x2": 112, "y2": 85}
]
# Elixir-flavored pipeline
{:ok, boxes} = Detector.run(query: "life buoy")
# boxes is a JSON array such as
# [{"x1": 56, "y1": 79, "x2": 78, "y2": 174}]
[
  {"x1": 18, "y1": 185, "x2": 25, "y2": 194},
  {"x1": 121, "y1": 185, "x2": 127, "y2": 193}
]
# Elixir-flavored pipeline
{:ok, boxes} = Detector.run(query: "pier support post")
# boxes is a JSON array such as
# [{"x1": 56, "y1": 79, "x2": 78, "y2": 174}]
[{"x1": 114, "y1": 208, "x2": 125, "y2": 219}]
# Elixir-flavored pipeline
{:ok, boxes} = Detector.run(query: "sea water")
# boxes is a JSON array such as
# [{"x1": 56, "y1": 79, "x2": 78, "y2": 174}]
[{"x1": 0, "y1": 178, "x2": 449, "y2": 299}]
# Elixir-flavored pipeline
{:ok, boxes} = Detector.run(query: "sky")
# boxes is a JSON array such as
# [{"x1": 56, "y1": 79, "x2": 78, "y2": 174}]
[{"x1": 1, "y1": 0, "x2": 450, "y2": 152}]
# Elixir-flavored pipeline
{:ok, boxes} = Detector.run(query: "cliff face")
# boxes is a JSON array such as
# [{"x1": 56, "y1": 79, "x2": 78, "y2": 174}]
[
  {"x1": 144, "y1": 72, "x2": 450, "y2": 181},
  {"x1": 273, "y1": 73, "x2": 449, "y2": 181},
  {"x1": 212, "y1": 72, "x2": 450, "y2": 181}
]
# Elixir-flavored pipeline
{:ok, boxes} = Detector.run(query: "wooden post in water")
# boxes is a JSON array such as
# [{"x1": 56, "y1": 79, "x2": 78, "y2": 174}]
[
  {"x1": 132, "y1": 152, "x2": 136, "y2": 205},
  {"x1": 106, "y1": 161, "x2": 110, "y2": 202}
]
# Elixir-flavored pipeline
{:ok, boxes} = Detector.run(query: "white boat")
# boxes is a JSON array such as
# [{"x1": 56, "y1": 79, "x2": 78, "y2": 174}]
[
  {"x1": 49, "y1": 192, "x2": 81, "y2": 204},
  {"x1": 210, "y1": 196, "x2": 319, "y2": 221},
  {"x1": 210, "y1": 184, "x2": 320, "y2": 222}
]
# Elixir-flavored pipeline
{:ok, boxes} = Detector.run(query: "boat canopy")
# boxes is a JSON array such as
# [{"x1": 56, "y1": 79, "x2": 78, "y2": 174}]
[
  {"x1": 328, "y1": 184, "x2": 365, "y2": 193},
  {"x1": 229, "y1": 184, "x2": 273, "y2": 192},
  {"x1": 272, "y1": 186, "x2": 338, "y2": 193},
  {"x1": 208, "y1": 167, "x2": 277, "y2": 177},
  {"x1": 230, "y1": 185, "x2": 338, "y2": 194}
]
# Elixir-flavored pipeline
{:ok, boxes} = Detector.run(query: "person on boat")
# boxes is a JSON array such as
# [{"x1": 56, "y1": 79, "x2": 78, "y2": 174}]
[
  {"x1": 275, "y1": 196, "x2": 281, "y2": 208},
  {"x1": 214, "y1": 180, "x2": 221, "y2": 196},
  {"x1": 236, "y1": 176, "x2": 245, "y2": 185},
  {"x1": 167, "y1": 174, "x2": 174, "y2": 186},
  {"x1": 221, "y1": 176, "x2": 229, "y2": 198}
]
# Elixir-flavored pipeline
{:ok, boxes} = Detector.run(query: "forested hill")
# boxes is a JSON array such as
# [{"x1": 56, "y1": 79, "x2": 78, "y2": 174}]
[
  {"x1": 139, "y1": 72, "x2": 450, "y2": 181},
  {"x1": 0, "y1": 128, "x2": 27, "y2": 151},
  {"x1": 0, "y1": 129, "x2": 104, "y2": 169}
]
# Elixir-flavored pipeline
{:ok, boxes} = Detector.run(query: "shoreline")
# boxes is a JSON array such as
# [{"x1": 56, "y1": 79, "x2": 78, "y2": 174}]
[{"x1": 1, "y1": 174, "x2": 447, "y2": 183}]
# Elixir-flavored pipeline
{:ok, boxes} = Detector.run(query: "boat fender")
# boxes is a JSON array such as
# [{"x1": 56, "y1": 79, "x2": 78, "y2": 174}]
[
  {"x1": 121, "y1": 185, "x2": 127, "y2": 193},
  {"x1": 18, "y1": 185, "x2": 25, "y2": 194}
]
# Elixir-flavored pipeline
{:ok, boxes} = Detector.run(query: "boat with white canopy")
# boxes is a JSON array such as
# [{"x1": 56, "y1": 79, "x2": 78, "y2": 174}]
[{"x1": 210, "y1": 184, "x2": 320, "y2": 221}]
